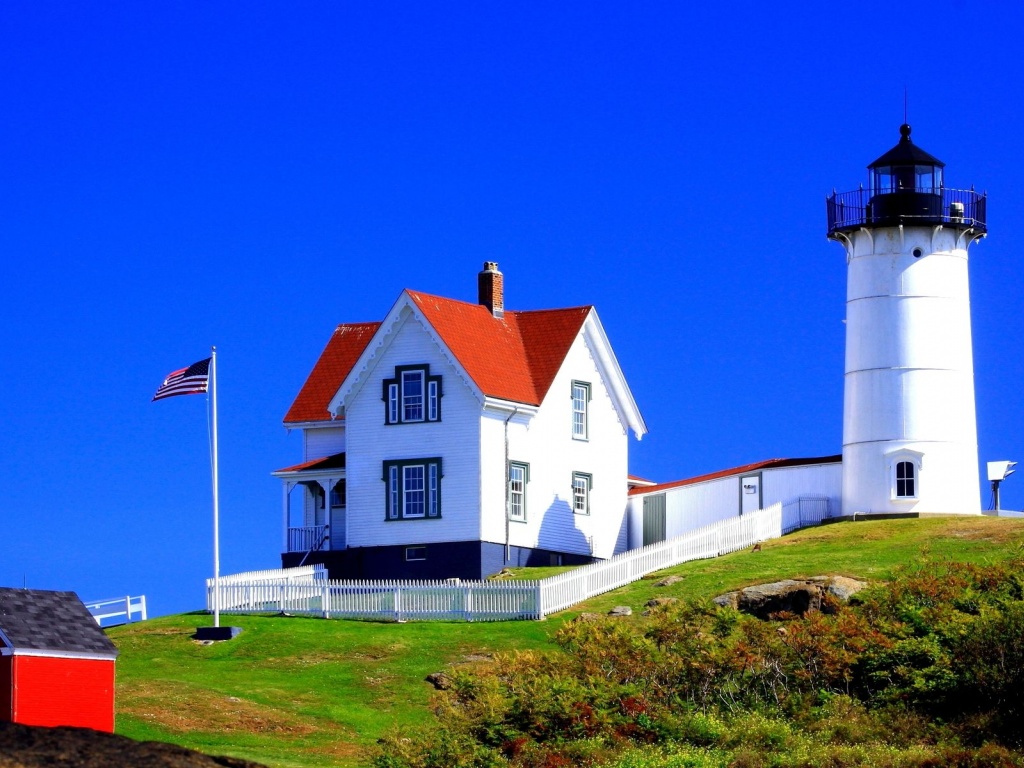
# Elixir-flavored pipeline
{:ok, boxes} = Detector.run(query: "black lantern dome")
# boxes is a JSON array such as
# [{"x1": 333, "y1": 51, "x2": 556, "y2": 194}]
[{"x1": 826, "y1": 124, "x2": 986, "y2": 237}]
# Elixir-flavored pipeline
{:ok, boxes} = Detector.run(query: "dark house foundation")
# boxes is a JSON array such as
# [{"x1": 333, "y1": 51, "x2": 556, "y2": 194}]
[{"x1": 282, "y1": 540, "x2": 597, "y2": 581}]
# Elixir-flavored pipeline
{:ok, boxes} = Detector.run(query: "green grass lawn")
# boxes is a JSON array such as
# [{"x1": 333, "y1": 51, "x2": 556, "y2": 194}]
[{"x1": 110, "y1": 516, "x2": 1024, "y2": 768}]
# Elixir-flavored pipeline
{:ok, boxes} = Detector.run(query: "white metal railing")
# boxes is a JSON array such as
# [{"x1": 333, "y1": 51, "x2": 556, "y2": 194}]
[
  {"x1": 783, "y1": 495, "x2": 830, "y2": 532},
  {"x1": 84, "y1": 595, "x2": 148, "y2": 628},
  {"x1": 288, "y1": 525, "x2": 328, "y2": 552},
  {"x1": 209, "y1": 497, "x2": 830, "y2": 622}
]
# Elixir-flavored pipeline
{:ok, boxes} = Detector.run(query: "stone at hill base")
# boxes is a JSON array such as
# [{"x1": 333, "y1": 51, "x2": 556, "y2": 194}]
[{"x1": 0, "y1": 720, "x2": 268, "y2": 768}]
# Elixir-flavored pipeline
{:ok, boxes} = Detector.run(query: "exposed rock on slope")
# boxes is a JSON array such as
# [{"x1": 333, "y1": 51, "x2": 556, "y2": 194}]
[{"x1": 713, "y1": 575, "x2": 868, "y2": 619}]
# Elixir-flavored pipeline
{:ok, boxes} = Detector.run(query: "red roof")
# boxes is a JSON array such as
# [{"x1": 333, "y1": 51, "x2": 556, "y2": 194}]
[
  {"x1": 284, "y1": 293, "x2": 591, "y2": 423},
  {"x1": 410, "y1": 291, "x2": 589, "y2": 406},
  {"x1": 284, "y1": 323, "x2": 380, "y2": 423},
  {"x1": 628, "y1": 455, "x2": 842, "y2": 496}
]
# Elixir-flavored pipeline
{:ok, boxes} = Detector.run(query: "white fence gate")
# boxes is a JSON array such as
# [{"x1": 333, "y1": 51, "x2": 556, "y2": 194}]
[{"x1": 208, "y1": 497, "x2": 830, "y2": 622}]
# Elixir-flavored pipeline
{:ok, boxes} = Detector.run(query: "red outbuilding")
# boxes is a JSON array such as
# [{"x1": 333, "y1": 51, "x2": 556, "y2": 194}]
[{"x1": 0, "y1": 588, "x2": 119, "y2": 732}]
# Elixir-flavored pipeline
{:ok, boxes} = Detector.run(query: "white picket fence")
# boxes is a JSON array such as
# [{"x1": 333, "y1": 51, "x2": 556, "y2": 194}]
[
  {"x1": 211, "y1": 576, "x2": 541, "y2": 621},
  {"x1": 208, "y1": 497, "x2": 832, "y2": 622}
]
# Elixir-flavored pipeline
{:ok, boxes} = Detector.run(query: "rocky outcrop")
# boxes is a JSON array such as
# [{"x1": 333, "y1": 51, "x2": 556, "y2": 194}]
[
  {"x1": 714, "y1": 576, "x2": 868, "y2": 620},
  {"x1": 654, "y1": 575, "x2": 684, "y2": 587},
  {"x1": 426, "y1": 671, "x2": 452, "y2": 690}
]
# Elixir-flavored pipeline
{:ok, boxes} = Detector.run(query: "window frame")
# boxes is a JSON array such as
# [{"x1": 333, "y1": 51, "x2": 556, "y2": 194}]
[
  {"x1": 895, "y1": 460, "x2": 917, "y2": 499},
  {"x1": 383, "y1": 365, "x2": 442, "y2": 425},
  {"x1": 888, "y1": 450, "x2": 923, "y2": 502},
  {"x1": 508, "y1": 461, "x2": 530, "y2": 523},
  {"x1": 571, "y1": 381, "x2": 591, "y2": 440},
  {"x1": 383, "y1": 458, "x2": 443, "y2": 520},
  {"x1": 401, "y1": 369, "x2": 425, "y2": 422},
  {"x1": 572, "y1": 471, "x2": 592, "y2": 515},
  {"x1": 405, "y1": 546, "x2": 427, "y2": 561}
]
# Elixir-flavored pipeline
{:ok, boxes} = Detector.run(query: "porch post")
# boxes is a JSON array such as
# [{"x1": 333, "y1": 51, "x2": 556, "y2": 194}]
[
  {"x1": 322, "y1": 478, "x2": 335, "y2": 551},
  {"x1": 282, "y1": 481, "x2": 293, "y2": 552}
]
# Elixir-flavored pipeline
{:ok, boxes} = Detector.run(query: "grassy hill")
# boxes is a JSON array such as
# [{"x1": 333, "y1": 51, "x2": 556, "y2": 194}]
[{"x1": 110, "y1": 516, "x2": 1024, "y2": 768}]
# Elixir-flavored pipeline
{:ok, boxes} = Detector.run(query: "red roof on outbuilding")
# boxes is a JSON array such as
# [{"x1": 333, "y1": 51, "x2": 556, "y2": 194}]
[
  {"x1": 628, "y1": 455, "x2": 842, "y2": 495},
  {"x1": 284, "y1": 293, "x2": 591, "y2": 423}
]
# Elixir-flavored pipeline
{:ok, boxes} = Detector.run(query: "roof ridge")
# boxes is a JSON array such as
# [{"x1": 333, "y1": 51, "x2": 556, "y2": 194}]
[{"x1": 406, "y1": 288, "x2": 593, "y2": 317}]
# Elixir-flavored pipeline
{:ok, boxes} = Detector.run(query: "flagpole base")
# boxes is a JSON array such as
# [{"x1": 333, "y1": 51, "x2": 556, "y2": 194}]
[{"x1": 195, "y1": 626, "x2": 242, "y2": 641}]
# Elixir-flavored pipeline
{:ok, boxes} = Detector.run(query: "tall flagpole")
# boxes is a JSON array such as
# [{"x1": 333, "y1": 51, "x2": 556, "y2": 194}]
[{"x1": 211, "y1": 346, "x2": 221, "y2": 628}]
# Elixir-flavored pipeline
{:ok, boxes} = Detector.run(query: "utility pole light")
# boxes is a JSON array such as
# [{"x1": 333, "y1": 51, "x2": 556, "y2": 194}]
[{"x1": 987, "y1": 461, "x2": 1017, "y2": 514}]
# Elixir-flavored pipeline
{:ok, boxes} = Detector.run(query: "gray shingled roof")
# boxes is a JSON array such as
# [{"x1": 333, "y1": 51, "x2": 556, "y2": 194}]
[{"x1": 0, "y1": 588, "x2": 118, "y2": 658}]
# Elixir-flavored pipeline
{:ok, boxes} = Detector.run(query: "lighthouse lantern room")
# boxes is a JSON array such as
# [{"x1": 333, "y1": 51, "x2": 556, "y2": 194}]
[{"x1": 827, "y1": 125, "x2": 987, "y2": 515}]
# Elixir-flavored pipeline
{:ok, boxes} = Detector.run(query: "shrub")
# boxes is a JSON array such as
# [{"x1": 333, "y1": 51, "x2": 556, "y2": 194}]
[{"x1": 373, "y1": 558, "x2": 1024, "y2": 767}]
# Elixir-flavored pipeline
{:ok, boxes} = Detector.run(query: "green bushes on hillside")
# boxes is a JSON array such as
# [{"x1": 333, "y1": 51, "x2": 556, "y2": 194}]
[{"x1": 373, "y1": 558, "x2": 1024, "y2": 767}]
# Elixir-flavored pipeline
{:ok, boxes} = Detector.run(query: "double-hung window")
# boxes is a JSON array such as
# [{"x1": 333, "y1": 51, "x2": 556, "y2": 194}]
[
  {"x1": 572, "y1": 381, "x2": 590, "y2": 440},
  {"x1": 572, "y1": 471, "x2": 592, "y2": 515},
  {"x1": 402, "y1": 370, "x2": 424, "y2": 421},
  {"x1": 384, "y1": 458, "x2": 442, "y2": 520},
  {"x1": 508, "y1": 461, "x2": 529, "y2": 522},
  {"x1": 384, "y1": 365, "x2": 441, "y2": 425}
]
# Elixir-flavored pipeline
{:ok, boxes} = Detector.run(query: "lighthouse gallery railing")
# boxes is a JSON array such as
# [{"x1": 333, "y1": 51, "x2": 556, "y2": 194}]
[{"x1": 827, "y1": 187, "x2": 986, "y2": 236}]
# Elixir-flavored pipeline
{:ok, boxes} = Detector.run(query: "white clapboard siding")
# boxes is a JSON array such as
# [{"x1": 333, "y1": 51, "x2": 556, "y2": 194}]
[
  {"x1": 210, "y1": 498, "x2": 831, "y2": 621},
  {"x1": 304, "y1": 426, "x2": 346, "y2": 461},
  {"x1": 344, "y1": 314, "x2": 484, "y2": 548}
]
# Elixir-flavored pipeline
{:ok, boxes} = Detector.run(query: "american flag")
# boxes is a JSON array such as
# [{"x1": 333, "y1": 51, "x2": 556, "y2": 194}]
[{"x1": 152, "y1": 358, "x2": 211, "y2": 401}]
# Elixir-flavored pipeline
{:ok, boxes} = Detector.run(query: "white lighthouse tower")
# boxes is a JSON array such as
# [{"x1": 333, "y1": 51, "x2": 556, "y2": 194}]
[{"x1": 827, "y1": 124, "x2": 987, "y2": 515}]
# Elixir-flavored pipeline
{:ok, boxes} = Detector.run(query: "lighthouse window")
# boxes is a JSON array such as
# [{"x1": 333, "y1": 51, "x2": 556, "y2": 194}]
[
  {"x1": 895, "y1": 461, "x2": 916, "y2": 499},
  {"x1": 916, "y1": 165, "x2": 941, "y2": 193}
]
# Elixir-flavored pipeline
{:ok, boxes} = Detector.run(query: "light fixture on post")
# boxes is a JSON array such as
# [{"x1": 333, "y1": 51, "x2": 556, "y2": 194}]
[{"x1": 987, "y1": 461, "x2": 1017, "y2": 514}]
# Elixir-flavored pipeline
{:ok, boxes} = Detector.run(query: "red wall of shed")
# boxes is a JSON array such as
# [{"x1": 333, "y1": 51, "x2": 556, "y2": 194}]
[{"x1": 8, "y1": 655, "x2": 115, "y2": 732}]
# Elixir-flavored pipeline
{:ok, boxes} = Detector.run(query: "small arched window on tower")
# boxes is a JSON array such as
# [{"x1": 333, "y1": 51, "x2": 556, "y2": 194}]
[
  {"x1": 887, "y1": 449, "x2": 923, "y2": 502},
  {"x1": 895, "y1": 460, "x2": 917, "y2": 499}
]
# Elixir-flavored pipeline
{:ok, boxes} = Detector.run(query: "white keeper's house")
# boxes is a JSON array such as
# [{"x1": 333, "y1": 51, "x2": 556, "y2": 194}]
[{"x1": 274, "y1": 262, "x2": 647, "y2": 580}]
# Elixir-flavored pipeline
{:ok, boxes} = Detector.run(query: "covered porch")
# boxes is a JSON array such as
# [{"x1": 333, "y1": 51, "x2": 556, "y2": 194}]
[{"x1": 271, "y1": 452, "x2": 347, "y2": 556}]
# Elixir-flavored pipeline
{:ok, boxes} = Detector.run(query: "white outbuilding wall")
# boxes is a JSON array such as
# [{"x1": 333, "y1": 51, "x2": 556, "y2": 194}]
[{"x1": 627, "y1": 458, "x2": 842, "y2": 550}]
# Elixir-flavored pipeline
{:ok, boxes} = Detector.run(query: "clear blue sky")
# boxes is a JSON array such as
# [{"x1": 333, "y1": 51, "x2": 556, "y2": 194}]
[{"x1": 2, "y1": 2, "x2": 1022, "y2": 617}]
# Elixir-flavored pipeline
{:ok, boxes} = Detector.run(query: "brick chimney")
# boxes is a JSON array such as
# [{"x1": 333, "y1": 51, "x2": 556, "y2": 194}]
[{"x1": 477, "y1": 261, "x2": 504, "y2": 318}]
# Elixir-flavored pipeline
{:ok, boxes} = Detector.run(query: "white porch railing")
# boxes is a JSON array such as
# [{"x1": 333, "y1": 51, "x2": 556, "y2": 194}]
[
  {"x1": 288, "y1": 525, "x2": 328, "y2": 553},
  {"x1": 210, "y1": 497, "x2": 831, "y2": 622},
  {"x1": 84, "y1": 595, "x2": 148, "y2": 628}
]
